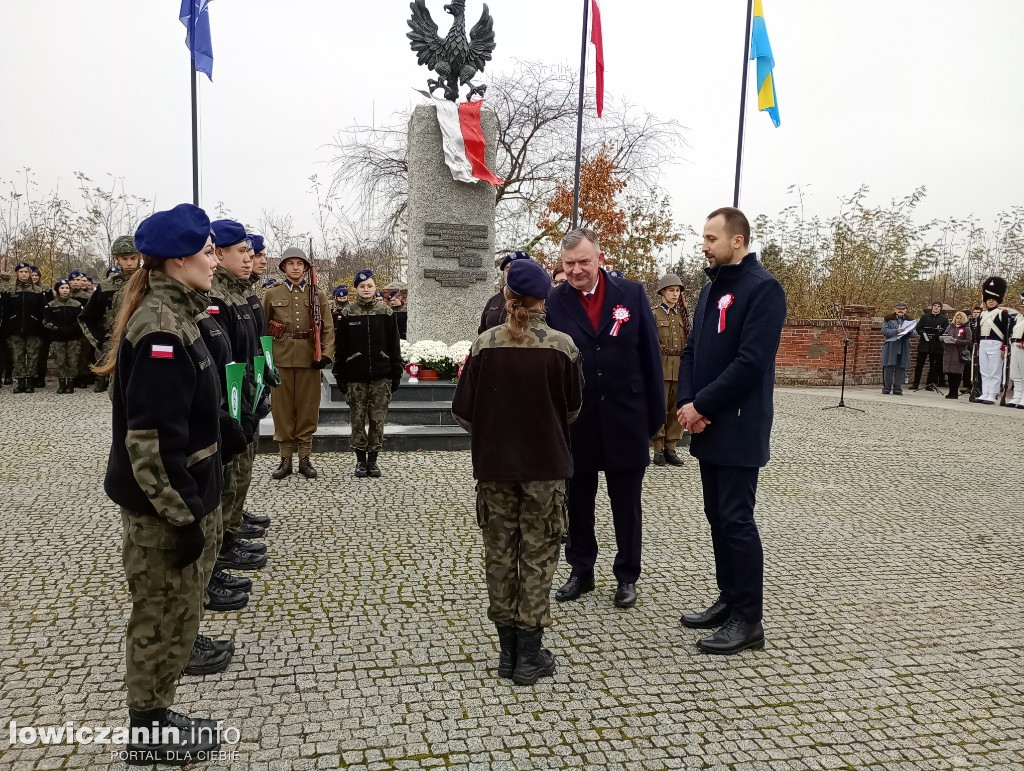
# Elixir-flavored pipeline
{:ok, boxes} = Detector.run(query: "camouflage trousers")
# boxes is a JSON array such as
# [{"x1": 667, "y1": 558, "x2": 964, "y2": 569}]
[
  {"x1": 476, "y1": 480, "x2": 567, "y2": 630},
  {"x1": 8, "y1": 335, "x2": 41, "y2": 379},
  {"x1": 121, "y1": 508, "x2": 217, "y2": 710},
  {"x1": 224, "y1": 440, "x2": 257, "y2": 533},
  {"x1": 347, "y1": 379, "x2": 392, "y2": 452},
  {"x1": 200, "y1": 502, "x2": 225, "y2": 614},
  {"x1": 50, "y1": 340, "x2": 81, "y2": 378}
]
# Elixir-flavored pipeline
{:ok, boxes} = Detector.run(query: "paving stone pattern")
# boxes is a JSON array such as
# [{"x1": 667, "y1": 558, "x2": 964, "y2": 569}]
[{"x1": 1, "y1": 386, "x2": 1022, "y2": 770}]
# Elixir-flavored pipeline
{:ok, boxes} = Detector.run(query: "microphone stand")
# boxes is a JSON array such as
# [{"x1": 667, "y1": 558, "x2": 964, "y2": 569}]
[{"x1": 823, "y1": 336, "x2": 864, "y2": 413}]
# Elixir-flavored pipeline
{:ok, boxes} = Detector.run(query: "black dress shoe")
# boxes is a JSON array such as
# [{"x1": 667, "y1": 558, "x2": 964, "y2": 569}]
[
  {"x1": 183, "y1": 642, "x2": 232, "y2": 675},
  {"x1": 614, "y1": 582, "x2": 637, "y2": 608},
  {"x1": 195, "y1": 634, "x2": 235, "y2": 655},
  {"x1": 212, "y1": 570, "x2": 252, "y2": 592},
  {"x1": 696, "y1": 617, "x2": 765, "y2": 655},
  {"x1": 651, "y1": 451, "x2": 667, "y2": 466},
  {"x1": 554, "y1": 575, "x2": 595, "y2": 602},
  {"x1": 235, "y1": 521, "x2": 266, "y2": 539},
  {"x1": 215, "y1": 544, "x2": 267, "y2": 572},
  {"x1": 664, "y1": 449, "x2": 684, "y2": 466},
  {"x1": 680, "y1": 599, "x2": 730, "y2": 629},
  {"x1": 242, "y1": 510, "x2": 271, "y2": 528},
  {"x1": 204, "y1": 584, "x2": 250, "y2": 612}
]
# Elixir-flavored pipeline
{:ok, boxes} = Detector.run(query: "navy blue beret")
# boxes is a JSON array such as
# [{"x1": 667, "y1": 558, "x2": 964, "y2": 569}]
[
  {"x1": 332, "y1": 285, "x2": 349, "y2": 298},
  {"x1": 249, "y1": 234, "x2": 266, "y2": 254},
  {"x1": 262, "y1": 278, "x2": 278, "y2": 288},
  {"x1": 607, "y1": 269, "x2": 623, "y2": 279},
  {"x1": 68, "y1": 270, "x2": 85, "y2": 280},
  {"x1": 15, "y1": 261, "x2": 31, "y2": 271},
  {"x1": 54, "y1": 279, "x2": 70, "y2": 291},
  {"x1": 106, "y1": 267, "x2": 122, "y2": 277},
  {"x1": 135, "y1": 204, "x2": 212, "y2": 260},
  {"x1": 506, "y1": 258, "x2": 551, "y2": 300},
  {"x1": 499, "y1": 250, "x2": 531, "y2": 271},
  {"x1": 31, "y1": 265, "x2": 40, "y2": 273},
  {"x1": 211, "y1": 219, "x2": 247, "y2": 249},
  {"x1": 355, "y1": 269, "x2": 374, "y2": 286}
]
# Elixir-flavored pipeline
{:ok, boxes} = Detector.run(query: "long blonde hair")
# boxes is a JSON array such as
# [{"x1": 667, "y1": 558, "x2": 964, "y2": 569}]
[
  {"x1": 93, "y1": 262, "x2": 163, "y2": 376},
  {"x1": 503, "y1": 288, "x2": 544, "y2": 342}
]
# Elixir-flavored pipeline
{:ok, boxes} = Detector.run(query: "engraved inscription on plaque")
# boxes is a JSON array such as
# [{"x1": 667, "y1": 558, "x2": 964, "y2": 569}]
[
  {"x1": 422, "y1": 268, "x2": 488, "y2": 288},
  {"x1": 423, "y1": 222, "x2": 489, "y2": 271}
]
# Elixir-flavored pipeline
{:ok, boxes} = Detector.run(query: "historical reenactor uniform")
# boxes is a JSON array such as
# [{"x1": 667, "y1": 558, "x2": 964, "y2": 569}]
[
  {"x1": 78, "y1": 235, "x2": 140, "y2": 393},
  {"x1": 1, "y1": 261, "x2": 46, "y2": 393},
  {"x1": 1006, "y1": 296, "x2": 1024, "y2": 408},
  {"x1": 453, "y1": 258, "x2": 584, "y2": 685},
  {"x1": 976, "y1": 276, "x2": 1016, "y2": 405},
  {"x1": 910, "y1": 301, "x2": 949, "y2": 391},
  {"x1": 478, "y1": 251, "x2": 530, "y2": 334},
  {"x1": 546, "y1": 238, "x2": 665, "y2": 611},
  {"x1": 677, "y1": 224, "x2": 786, "y2": 655},
  {"x1": 42, "y1": 279, "x2": 83, "y2": 393},
  {"x1": 651, "y1": 274, "x2": 691, "y2": 466},
  {"x1": 98, "y1": 203, "x2": 225, "y2": 764},
  {"x1": 334, "y1": 269, "x2": 403, "y2": 478},
  {"x1": 263, "y1": 247, "x2": 334, "y2": 478}
]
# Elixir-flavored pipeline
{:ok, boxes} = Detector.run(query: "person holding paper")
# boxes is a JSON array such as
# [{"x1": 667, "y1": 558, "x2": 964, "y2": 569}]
[
  {"x1": 881, "y1": 303, "x2": 916, "y2": 395},
  {"x1": 940, "y1": 312, "x2": 972, "y2": 399}
]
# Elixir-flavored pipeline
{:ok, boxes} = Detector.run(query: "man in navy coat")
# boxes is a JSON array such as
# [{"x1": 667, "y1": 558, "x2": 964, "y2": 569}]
[
  {"x1": 546, "y1": 228, "x2": 664, "y2": 609},
  {"x1": 676, "y1": 207, "x2": 787, "y2": 655}
]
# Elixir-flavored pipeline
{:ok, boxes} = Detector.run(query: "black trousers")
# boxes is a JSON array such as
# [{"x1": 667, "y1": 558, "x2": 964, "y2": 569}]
[
  {"x1": 698, "y1": 461, "x2": 763, "y2": 622},
  {"x1": 913, "y1": 348, "x2": 942, "y2": 387},
  {"x1": 565, "y1": 468, "x2": 644, "y2": 584}
]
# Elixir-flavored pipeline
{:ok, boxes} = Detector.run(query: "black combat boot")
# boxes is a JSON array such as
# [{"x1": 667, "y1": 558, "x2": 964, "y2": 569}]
[
  {"x1": 204, "y1": 583, "x2": 249, "y2": 612},
  {"x1": 242, "y1": 510, "x2": 271, "y2": 528},
  {"x1": 56, "y1": 379, "x2": 66, "y2": 394},
  {"x1": 12, "y1": 378, "x2": 25, "y2": 394},
  {"x1": 232, "y1": 536, "x2": 267, "y2": 556},
  {"x1": 34, "y1": 375, "x2": 46, "y2": 388},
  {"x1": 211, "y1": 570, "x2": 252, "y2": 593},
  {"x1": 215, "y1": 534, "x2": 268, "y2": 572},
  {"x1": 511, "y1": 628, "x2": 556, "y2": 686},
  {"x1": 367, "y1": 451, "x2": 381, "y2": 478},
  {"x1": 298, "y1": 456, "x2": 317, "y2": 478},
  {"x1": 183, "y1": 641, "x2": 232, "y2": 675},
  {"x1": 664, "y1": 449, "x2": 684, "y2": 466},
  {"x1": 23, "y1": 378, "x2": 35, "y2": 394},
  {"x1": 2, "y1": 374, "x2": 11, "y2": 385},
  {"x1": 94, "y1": 375, "x2": 109, "y2": 393},
  {"x1": 271, "y1": 456, "x2": 292, "y2": 479},
  {"x1": 234, "y1": 521, "x2": 266, "y2": 539},
  {"x1": 495, "y1": 625, "x2": 517, "y2": 679},
  {"x1": 195, "y1": 633, "x2": 235, "y2": 655},
  {"x1": 354, "y1": 450, "x2": 368, "y2": 478},
  {"x1": 125, "y1": 707, "x2": 221, "y2": 766}
]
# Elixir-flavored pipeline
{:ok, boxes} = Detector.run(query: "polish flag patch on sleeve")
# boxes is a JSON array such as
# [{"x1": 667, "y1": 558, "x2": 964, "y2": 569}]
[
  {"x1": 207, "y1": 305, "x2": 220, "y2": 314},
  {"x1": 150, "y1": 344, "x2": 175, "y2": 359}
]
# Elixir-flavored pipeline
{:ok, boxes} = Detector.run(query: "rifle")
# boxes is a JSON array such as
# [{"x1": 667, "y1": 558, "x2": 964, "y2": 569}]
[{"x1": 308, "y1": 237, "x2": 323, "y2": 362}]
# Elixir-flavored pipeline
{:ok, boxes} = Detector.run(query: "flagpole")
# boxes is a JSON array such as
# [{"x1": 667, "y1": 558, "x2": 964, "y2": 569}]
[
  {"x1": 571, "y1": 0, "x2": 590, "y2": 230},
  {"x1": 732, "y1": 0, "x2": 754, "y2": 208},
  {"x1": 190, "y1": 58, "x2": 199, "y2": 207}
]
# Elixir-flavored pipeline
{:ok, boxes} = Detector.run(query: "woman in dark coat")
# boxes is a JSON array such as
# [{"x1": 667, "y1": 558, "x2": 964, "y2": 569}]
[{"x1": 941, "y1": 311, "x2": 972, "y2": 399}]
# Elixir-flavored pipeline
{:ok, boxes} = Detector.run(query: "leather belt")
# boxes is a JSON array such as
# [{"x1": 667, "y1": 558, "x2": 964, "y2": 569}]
[
  {"x1": 662, "y1": 349, "x2": 683, "y2": 356},
  {"x1": 288, "y1": 332, "x2": 311, "y2": 339}
]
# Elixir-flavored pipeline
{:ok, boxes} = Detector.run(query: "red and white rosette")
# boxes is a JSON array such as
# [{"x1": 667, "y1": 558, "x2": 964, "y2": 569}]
[
  {"x1": 717, "y1": 293, "x2": 734, "y2": 333},
  {"x1": 405, "y1": 362, "x2": 421, "y2": 383},
  {"x1": 610, "y1": 305, "x2": 631, "y2": 337}
]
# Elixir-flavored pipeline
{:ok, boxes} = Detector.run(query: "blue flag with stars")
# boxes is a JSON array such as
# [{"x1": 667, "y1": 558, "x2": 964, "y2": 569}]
[{"x1": 180, "y1": 0, "x2": 214, "y2": 81}]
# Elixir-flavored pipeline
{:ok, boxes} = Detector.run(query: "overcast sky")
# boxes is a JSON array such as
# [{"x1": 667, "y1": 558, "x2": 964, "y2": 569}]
[{"x1": 1, "y1": 0, "x2": 1019, "y2": 249}]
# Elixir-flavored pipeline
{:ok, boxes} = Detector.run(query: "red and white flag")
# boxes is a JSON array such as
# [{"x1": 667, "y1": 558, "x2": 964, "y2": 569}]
[
  {"x1": 151, "y1": 344, "x2": 175, "y2": 359},
  {"x1": 433, "y1": 97, "x2": 504, "y2": 186},
  {"x1": 591, "y1": 0, "x2": 605, "y2": 118}
]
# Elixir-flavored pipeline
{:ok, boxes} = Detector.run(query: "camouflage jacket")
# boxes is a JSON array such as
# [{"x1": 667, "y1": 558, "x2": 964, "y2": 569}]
[
  {"x1": 103, "y1": 270, "x2": 223, "y2": 527},
  {"x1": 79, "y1": 271, "x2": 135, "y2": 350},
  {"x1": 453, "y1": 311, "x2": 584, "y2": 481}
]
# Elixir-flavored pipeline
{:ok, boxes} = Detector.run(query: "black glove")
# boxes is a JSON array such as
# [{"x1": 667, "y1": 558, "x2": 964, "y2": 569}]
[
  {"x1": 220, "y1": 414, "x2": 248, "y2": 459},
  {"x1": 173, "y1": 521, "x2": 205, "y2": 569},
  {"x1": 240, "y1": 413, "x2": 257, "y2": 444},
  {"x1": 311, "y1": 357, "x2": 331, "y2": 370},
  {"x1": 265, "y1": 368, "x2": 281, "y2": 388},
  {"x1": 255, "y1": 392, "x2": 272, "y2": 421},
  {"x1": 391, "y1": 378, "x2": 401, "y2": 392}
]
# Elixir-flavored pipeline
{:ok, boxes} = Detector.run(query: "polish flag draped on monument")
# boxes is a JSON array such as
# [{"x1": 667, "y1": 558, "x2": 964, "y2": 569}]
[{"x1": 432, "y1": 97, "x2": 504, "y2": 186}]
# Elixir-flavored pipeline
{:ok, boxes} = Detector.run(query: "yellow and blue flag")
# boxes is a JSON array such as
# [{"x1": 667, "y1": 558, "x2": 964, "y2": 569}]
[{"x1": 750, "y1": 0, "x2": 779, "y2": 127}]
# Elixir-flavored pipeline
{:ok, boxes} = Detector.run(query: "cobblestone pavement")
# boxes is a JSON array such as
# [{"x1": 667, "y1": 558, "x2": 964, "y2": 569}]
[{"x1": 1, "y1": 386, "x2": 1022, "y2": 770}]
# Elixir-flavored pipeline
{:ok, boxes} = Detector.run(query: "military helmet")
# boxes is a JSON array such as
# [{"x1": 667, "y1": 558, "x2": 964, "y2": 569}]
[{"x1": 656, "y1": 274, "x2": 684, "y2": 294}]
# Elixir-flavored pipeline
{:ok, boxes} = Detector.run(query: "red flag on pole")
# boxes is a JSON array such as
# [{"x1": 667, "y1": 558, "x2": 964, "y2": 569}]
[{"x1": 591, "y1": 0, "x2": 604, "y2": 117}]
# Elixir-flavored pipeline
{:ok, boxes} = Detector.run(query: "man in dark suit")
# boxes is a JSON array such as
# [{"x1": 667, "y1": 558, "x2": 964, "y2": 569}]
[
  {"x1": 546, "y1": 228, "x2": 664, "y2": 609},
  {"x1": 676, "y1": 207, "x2": 786, "y2": 655}
]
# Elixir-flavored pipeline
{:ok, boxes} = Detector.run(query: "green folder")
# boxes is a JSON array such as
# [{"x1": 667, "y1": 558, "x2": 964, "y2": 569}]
[{"x1": 226, "y1": 362, "x2": 246, "y2": 422}]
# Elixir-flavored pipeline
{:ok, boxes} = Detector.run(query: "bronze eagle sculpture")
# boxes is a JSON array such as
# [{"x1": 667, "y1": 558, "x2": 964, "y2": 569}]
[{"x1": 407, "y1": 0, "x2": 496, "y2": 102}]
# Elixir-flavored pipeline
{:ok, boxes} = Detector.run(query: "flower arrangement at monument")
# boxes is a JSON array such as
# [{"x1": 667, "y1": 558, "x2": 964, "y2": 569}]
[{"x1": 404, "y1": 339, "x2": 470, "y2": 381}]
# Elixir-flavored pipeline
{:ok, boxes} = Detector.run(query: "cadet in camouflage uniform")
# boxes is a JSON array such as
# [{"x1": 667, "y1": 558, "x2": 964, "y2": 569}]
[
  {"x1": 79, "y1": 235, "x2": 141, "y2": 392},
  {"x1": 42, "y1": 279, "x2": 83, "y2": 393},
  {"x1": 651, "y1": 274, "x2": 691, "y2": 466},
  {"x1": 1, "y1": 261, "x2": 46, "y2": 393},
  {"x1": 0, "y1": 270, "x2": 11, "y2": 387},
  {"x1": 31, "y1": 266, "x2": 54, "y2": 387},
  {"x1": 452, "y1": 259, "x2": 584, "y2": 686},
  {"x1": 96, "y1": 203, "x2": 224, "y2": 765},
  {"x1": 334, "y1": 269, "x2": 403, "y2": 478},
  {"x1": 65, "y1": 270, "x2": 95, "y2": 387},
  {"x1": 263, "y1": 247, "x2": 334, "y2": 479}
]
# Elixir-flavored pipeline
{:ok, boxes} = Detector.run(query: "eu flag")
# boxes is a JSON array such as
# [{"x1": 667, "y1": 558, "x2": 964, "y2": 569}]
[
  {"x1": 180, "y1": 0, "x2": 214, "y2": 81},
  {"x1": 750, "y1": 0, "x2": 779, "y2": 127}
]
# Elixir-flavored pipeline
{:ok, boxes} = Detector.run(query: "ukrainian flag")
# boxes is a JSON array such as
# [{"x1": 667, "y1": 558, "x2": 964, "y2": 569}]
[{"x1": 750, "y1": 0, "x2": 780, "y2": 127}]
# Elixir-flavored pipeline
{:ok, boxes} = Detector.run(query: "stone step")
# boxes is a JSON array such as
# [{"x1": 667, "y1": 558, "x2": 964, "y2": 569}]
[
  {"x1": 315, "y1": 400, "x2": 457, "y2": 427},
  {"x1": 324, "y1": 372, "x2": 456, "y2": 403},
  {"x1": 257, "y1": 420, "x2": 470, "y2": 453}
]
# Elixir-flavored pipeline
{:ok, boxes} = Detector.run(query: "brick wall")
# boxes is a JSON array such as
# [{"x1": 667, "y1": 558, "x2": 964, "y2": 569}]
[{"x1": 775, "y1": 305, "x2": 921, "y2": 386}]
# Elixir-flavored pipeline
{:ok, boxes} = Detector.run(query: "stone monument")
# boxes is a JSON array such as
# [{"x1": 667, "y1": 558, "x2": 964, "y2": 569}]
[{"x1": 406, "y1": 104, "x2": 498, "y2": 344}]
